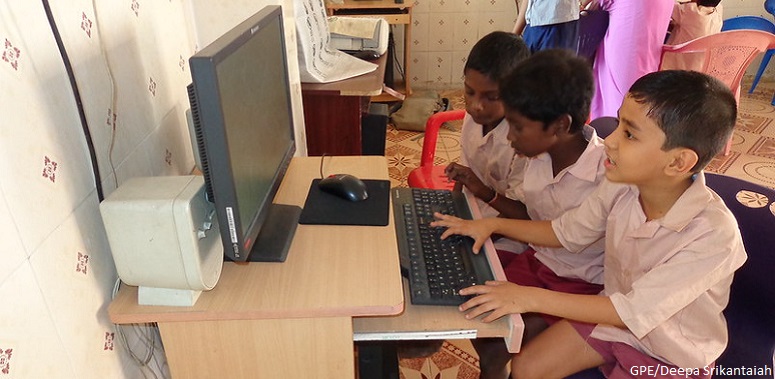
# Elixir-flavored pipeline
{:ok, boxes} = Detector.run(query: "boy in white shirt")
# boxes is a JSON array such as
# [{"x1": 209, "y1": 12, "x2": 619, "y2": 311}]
[
  {"x1": 497, "y1": 49, "x2": 608, "y2": 297},
  {"x1": 397, "y1": 31, "x2": 530, "y2": 360},
  {"x1": 444, "y1": 31, "x2": 530, "y2": 255},
  {"x1": 452, "y1": 48, "x2": 609, "y2": 379},
  {"x1": 433, "y1": 70, "x2": 746, "y2": 378}
]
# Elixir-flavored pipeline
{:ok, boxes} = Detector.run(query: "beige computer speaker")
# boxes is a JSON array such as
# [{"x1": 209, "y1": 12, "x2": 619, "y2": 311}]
[{"x1": 100, "y1": 175, "x2": 223, "y2": 306}]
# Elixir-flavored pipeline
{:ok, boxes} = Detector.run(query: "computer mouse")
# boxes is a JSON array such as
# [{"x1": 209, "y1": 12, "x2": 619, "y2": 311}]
[
  {"x1": 318, "y1": 174, "x2": 369, "y2": 202},
  {"x1": 353, "y1": 50, "x2": 381, "y2": 61}
]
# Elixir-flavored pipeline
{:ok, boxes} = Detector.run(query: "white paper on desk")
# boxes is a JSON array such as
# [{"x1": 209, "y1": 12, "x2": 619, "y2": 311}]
[{"x1": 294, "y1": 0, "x2": 377, "y2": 83}]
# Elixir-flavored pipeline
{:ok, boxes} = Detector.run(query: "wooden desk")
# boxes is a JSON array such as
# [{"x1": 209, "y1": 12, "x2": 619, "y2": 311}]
[
  {"x1": 301, "y1": 54, "x2": 387, "y2": 156},
  {"x1": 108, "y1": 156, "x2": 523, "y2": 378},
  {"x1": 109, "y1": 156, "x2": 403, "y2": 378},
  {"x1": 325, "y1": 0, "x2": 413, "y2": 97}
]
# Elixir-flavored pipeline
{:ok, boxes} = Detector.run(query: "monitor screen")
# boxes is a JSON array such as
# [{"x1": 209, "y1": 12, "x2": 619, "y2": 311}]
[{"x1": 187, "y1": 5, "x2": 301, "y2": 262}]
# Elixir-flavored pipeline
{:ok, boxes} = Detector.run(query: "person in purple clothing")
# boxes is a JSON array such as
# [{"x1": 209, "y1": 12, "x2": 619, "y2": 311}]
[{"x1": 588, "y1": 0, "x2": 673, "y2": 119}]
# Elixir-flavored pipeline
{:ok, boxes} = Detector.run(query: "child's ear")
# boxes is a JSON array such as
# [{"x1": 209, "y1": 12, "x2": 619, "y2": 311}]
[
  {"x1": 665, "y1": 148, "x2": 699, "y2": 176},
  {"x1": 550, "y1": 114, "x2": 573, "y2": 135}
]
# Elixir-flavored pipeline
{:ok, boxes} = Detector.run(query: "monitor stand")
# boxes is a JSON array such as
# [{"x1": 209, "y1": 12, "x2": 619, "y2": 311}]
[{"x1": 246, "y1": 203, "x2": 302, "y2": 262}]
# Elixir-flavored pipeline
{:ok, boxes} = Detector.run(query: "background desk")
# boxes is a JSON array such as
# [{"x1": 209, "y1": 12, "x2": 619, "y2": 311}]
[
  {"x1": 301, "y1": 54, "x2": 387, "y2": 156},
  {"x1": 109, "y1": 156, "x2": 403, "y2": 378},
  {"x1": 326, "y1": 0, "x2": 413, "y2": 98}
]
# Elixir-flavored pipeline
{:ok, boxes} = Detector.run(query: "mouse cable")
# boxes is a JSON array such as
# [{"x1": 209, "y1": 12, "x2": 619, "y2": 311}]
[{"x1": 319, "y1": 153, "x2": 328, "y2": 179}]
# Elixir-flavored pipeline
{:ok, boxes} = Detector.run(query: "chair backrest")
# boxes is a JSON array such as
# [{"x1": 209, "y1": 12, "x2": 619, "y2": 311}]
[
  {"x1": 704, "y1": 173, "x2": 775, "y2": 373},
  {"x1": 418, "y1": 109, "x2": 466, "y2": 167},
  {"x1": 704, "y1": 173, "x2": 775, "y2": 314},
  {"x1": 720, "y1": 15, "x2": 775, "y2": 33},
  {"x1": 767, "y1": 0, "x2": 775, "y2": 16},
  {"x1": 576, "y1": 9, "x2": 609, "y2": 64},
  {"x1": 589, "y1": 116, "x2": 617, "y2": 139},
  {"x1": 659, "y1": 30, "x2": 775, "y2": 100}
]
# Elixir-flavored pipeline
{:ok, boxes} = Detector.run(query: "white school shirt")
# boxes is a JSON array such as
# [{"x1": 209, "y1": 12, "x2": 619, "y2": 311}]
[
  {"x1": 519, "y1": 124, "x2": 606, "y2": 284},
  {"x1": 525, "y1": 0, "x2": 579, "y2": 27},
  {"x1": 460, "y1": 114, "x2": 527, "y2": 253},
  {"x1": 552, "y1": 173, "x2": 747, "y2": 368}
]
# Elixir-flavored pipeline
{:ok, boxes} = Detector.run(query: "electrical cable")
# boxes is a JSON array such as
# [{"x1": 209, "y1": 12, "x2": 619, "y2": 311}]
[
  {"x1": 89, "y1": 0, "x2": 120, "y2": 191},
  {"x1": 390, "y1": 25, "x2": 405, "y2": 81},
  {"x1": 41, "y1": 0, "x2": 105, "y2": 202},
  {"x1": 112, "y1": 279, "x2": 166, "y2": 379}
]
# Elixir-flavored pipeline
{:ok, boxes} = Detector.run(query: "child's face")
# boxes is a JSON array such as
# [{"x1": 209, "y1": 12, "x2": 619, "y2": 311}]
[
  {"x1": 463, "y1": 69, "x2": 505, "y2": 127},
  {"x1": 504, "y1": 109, "x2": 554, "y2": 158},
  {"x1": 603, "y1": 95, "x2": 673, "y2": 185}
]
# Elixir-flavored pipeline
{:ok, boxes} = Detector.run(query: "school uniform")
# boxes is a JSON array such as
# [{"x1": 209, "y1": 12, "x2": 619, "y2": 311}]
[
  {"x1": 499, "y1": 125, "x2": 607, "y2": 313},
  {"x1": 553, "y1": 173, "x2": 747, "y2": 372},
  {"x1": 459, "y1": 114, "x2": 527, "y2": 254},
  {"x1": 522, "y1": 0, "x2": 580, "y2": 53}
]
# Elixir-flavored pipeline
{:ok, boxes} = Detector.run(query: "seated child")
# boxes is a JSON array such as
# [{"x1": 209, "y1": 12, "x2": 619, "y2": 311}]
[
  {"x1": 443, "y1": 30, "x2": 530, "y2": 255},
  {"x1": 396, "y1": 30, "x2": 530, "y2": 359},
  {"x1": 663, "y1": 0, "x2": 723, "y2": 70},
  {"x1": 457, "y1": 48, "x2": 609, "y2": 379},
  {"x1": 433, "y1": 70, "x2": 746, "y2": 378}
]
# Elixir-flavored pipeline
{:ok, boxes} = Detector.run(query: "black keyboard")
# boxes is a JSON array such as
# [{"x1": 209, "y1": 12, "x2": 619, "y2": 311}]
[{"x1": 392, "y1": 188, "x2": 495, "y2": 306}]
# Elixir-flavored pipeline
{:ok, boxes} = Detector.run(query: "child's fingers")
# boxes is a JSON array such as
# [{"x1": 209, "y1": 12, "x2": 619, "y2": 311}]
[
  {"x1": 480, "y1": 308, "x2": 508, "y2": 323},
  {"x1": 459, "y1": 284, "x2": 488, "y2": 297},
  {"x1": 472, "y1": 238, "x2": 485, "y2": 254}
]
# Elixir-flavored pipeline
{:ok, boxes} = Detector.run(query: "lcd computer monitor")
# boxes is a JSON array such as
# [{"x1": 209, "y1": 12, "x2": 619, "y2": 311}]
[{"x1": 187, "y1": 5, "x2": 301, "y2": 262}]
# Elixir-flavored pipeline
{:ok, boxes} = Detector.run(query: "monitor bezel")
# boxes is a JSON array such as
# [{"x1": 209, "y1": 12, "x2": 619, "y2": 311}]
[{"x1": 187, "y1": 5, "x2": 297, "y2": 262}]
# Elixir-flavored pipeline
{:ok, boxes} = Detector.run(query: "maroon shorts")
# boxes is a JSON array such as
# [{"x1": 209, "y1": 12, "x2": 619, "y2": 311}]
[
  {"x1": 570, "y1": 321, "x2": 714, "y2": 379},
  {"x1": 497, "y1": 248, "x2": 603, "y2": 324}
]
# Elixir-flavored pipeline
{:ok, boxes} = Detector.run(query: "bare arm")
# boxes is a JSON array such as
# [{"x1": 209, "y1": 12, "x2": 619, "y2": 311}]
[
  {"x1": 459, "y1": 281, "x2": 625, "y2": 328},
  {"x1": 445, "y1": 163, "x2": 530, "y2": 220},
  {"x1": 431, "y1": 214, "x2": 562, "y2": 253},
  {"x1": 513, "y1": 0, "x2": 529, "y2": 34}
]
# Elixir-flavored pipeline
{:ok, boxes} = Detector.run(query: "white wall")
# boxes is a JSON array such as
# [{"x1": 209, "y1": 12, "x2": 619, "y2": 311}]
[
  {"x1": 183, "y1": 0, "x2": 307, "y2": 155},
  {"x1": 406, "y1": 0, "x2": 775, "y2": 90},
  {"x1": 0, "y1": 0, "x2": 300, "y2": 377}
]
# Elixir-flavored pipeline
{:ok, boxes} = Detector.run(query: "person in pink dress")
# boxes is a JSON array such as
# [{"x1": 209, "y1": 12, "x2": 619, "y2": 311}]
[{"x1": 589, "y1": 0, "x2": 673, "y2": 119}]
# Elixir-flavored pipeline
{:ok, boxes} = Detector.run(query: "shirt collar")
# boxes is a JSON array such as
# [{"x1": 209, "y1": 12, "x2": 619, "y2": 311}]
[
  {"x1": 658, "y1": 171, "x2": 715, "y2": 232},
  {"x1": 559, "y1": 124, "x2": 605, "y2": 183}
]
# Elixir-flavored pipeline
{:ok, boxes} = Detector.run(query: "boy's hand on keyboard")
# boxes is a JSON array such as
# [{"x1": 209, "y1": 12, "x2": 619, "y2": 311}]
[
  {"x1": 431, "y1": 212, "x2": 493, "y2": 253},
  {"x1": 458, "y1": 281, "x2": 538, "y2": 323},
  {"x1": 444, "y1": 163, "x2": 489, "y2": 198}
]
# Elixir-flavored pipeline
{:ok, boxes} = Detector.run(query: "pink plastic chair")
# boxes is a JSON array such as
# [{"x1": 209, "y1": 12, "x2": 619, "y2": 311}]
[
  {"x1": 406, "y1": 109, "x2": 466, "y2": 190},
  {"x1": 659, "y1": 30, "x2": 775, "y2": 155}
]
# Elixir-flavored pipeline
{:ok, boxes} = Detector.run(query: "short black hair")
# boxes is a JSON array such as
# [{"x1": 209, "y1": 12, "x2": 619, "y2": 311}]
[
  {"x1": 464, "y1": 31, "x2": 530, "y2": 83},
  {"x1": 697, "y1": 0, "x2": 721, "y2": 7},
  {"x1": 628, "y1": 70, "x2": 737, "y2": 172},
  {"x1": 498, "y1": 49, "x2": 593, "y2": 133}
]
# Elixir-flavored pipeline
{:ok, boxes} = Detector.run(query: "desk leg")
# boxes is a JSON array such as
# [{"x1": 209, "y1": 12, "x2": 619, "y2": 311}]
[
  {"x1": 158, "y1": 317, "x2": 355, "y2": 378},
  {"x1": 403, "y1": 10, "x2": 412, "y2": 95}
]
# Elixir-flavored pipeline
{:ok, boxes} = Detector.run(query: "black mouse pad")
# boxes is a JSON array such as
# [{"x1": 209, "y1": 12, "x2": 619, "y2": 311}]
[{"x1": 298, "y1": 179, "x2": 391, "y2": 226}]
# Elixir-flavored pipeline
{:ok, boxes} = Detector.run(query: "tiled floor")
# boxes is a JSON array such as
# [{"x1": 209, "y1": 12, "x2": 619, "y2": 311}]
[{"x1": 386, "y1": 78, "x2": 775, "y2": 190}]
